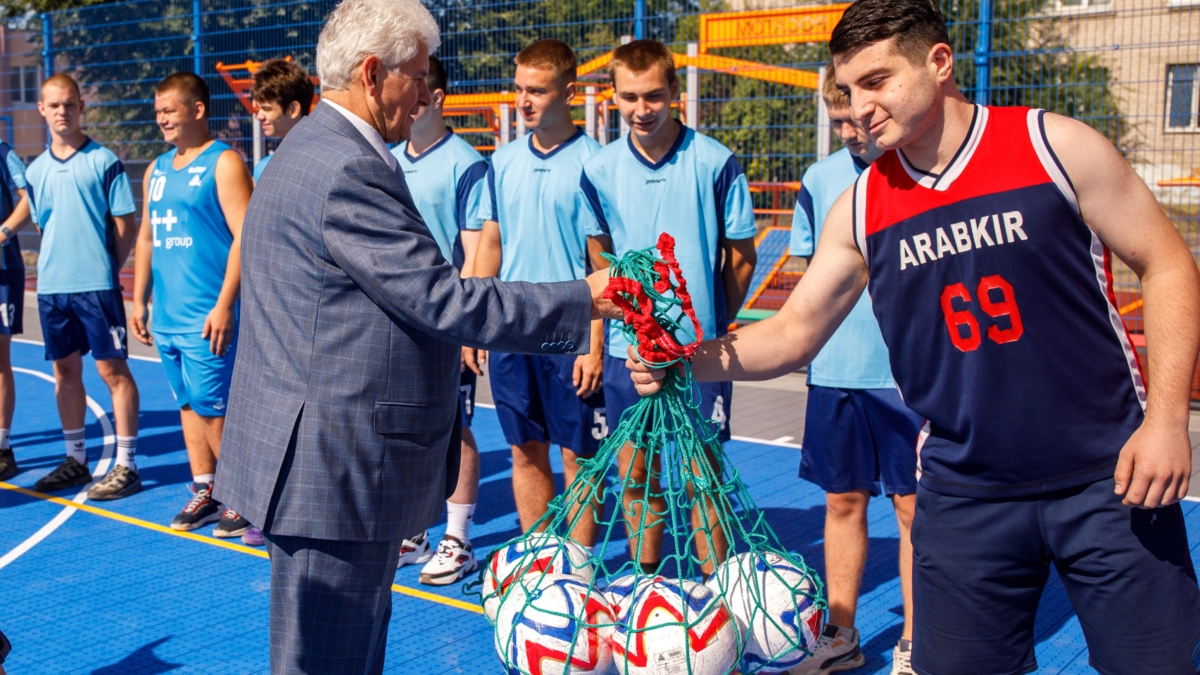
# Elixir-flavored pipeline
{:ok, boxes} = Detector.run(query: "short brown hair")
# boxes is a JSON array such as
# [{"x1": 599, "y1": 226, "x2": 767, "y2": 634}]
[
  {"x1": 156, "y1": 72, "x2": 211, "y2": 116},
  {"x1": 251, "y1": 58, "x2": 315, "y2": 116},
  {"x1": 41, "y1": 73, "x2": 81, "y2": 100},
  {"x1": 609, "y1": 39, "x2": 677, "y2": 90},
  {"x1": 514, "y1": 39, "x2": 577, "y2": 83},
  {"x1": 829, "y1": 0, "x2": 950, "y2": 66},
  {"x1": 821, "y1": 61, "x2": 847, "y2": 108},
  {"x1": 426, "y1": 54, "x2": 448, "y2": 96}
]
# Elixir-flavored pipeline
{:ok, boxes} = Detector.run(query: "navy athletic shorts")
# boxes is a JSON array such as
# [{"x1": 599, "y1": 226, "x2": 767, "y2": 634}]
[
  {"x1": 799, "y1": 385, "x2": 923, "y2": 496},
  {"x1": 490, "y1": 352, "x2": 607, "y2": 455},
  {"x1": 0, "y1": 268, "x2": 24, "y2": 335},
  {"x1": 911, "y1": 477, "x2": 1200, "y2": 675},
  {"x1": 458, "y1": 368, "x2": 476, "y2": 429},
  {"x1": 37, "y1": 289, "x2": 128, "y2": 361},
  {"x1": 603, "y1": 354, "x2": 732, "y2": 443}
]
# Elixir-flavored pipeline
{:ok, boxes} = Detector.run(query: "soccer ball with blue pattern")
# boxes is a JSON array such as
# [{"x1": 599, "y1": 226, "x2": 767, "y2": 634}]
[
  {"x1": 482, "y1": 534, "x2": 595, "y2": 622},
  {"x1": 611, "y1": 578, "x2": 739, "y2": 675},
  {"x1": 494, "y1": 573, "x2": 614, "y2": 675}
]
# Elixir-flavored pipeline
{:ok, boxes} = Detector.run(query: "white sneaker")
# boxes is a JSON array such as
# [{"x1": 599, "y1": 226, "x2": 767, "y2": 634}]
[
  {"x1": 793, "y1": 624, "x2": 865, "y2": 674},
  {"x1": 396, "y1": 531, "x2": 433, "y2": 568},
  {"x1": 419, "y1": 534, "x2": 478, "y2": 586},
  {"x1": 890, "y1": 639, "x2": 914, "y2": 675}
]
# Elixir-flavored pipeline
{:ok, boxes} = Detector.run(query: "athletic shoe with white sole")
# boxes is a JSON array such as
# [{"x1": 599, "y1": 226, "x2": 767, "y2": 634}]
[
  {"x1": 214, "y1": 508, "x2": 251, "y2": 538},
  {"x1": 396, "y1": 531, "x2": 433, "y2": 568},
  {"x1": 171, "y1": 485, "x2": 222, "y2": 531},
  {"x1": 890, "y1": 639, "x2": 914, "y2": 675},
  {"x1": 419, "y1": 535, "x2": 478, "y2": 586},
  {"x1": 0, "y1": 447, "x2": 17, "y2": 482},
  {"x1": 33, "y1": 457, "x2": 91, "y2": 493},
  {"x1": 87, "y1": 464, "x2": 142, "y2": 501},
  {"x1": 793, "y1": 624, "x2": 865, "y2": 674}
]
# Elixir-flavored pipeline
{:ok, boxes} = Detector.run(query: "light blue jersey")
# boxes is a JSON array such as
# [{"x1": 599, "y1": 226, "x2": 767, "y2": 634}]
[
  {"x1": 252, "y1": 152, "x2": 272, "y2": 182},
  {"x1": 790, "y1": 148, "x2": 894, "y2": 389},
  {"x1": 146, "y1": 141, "x2": 235, "y2": 334},
  {"x1": 476, "y1": 130, "x2": 600, "y2": 283},
  {"x1": 26, "y1": 139, "x2": 136, "y2": 294},
  {"x1": 581, "y1": 124, "x2": 756, "y2": 359},
  {"x1": 0, "y1": 143, "x2": 27, "y2": 271},
  {"x1": 392, "y1": 130, "x2": 489, "y2": 267}
]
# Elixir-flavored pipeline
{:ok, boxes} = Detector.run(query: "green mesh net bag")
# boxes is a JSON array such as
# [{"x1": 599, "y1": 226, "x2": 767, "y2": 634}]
[{"x1": 468, "y1": 233, "x2": 826, "y2": 675}]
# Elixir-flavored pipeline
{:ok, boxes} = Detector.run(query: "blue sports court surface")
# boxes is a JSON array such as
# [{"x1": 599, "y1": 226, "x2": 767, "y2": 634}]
[{"x1": 1, "y1": 339, "x2": 1198, "y2": 674}]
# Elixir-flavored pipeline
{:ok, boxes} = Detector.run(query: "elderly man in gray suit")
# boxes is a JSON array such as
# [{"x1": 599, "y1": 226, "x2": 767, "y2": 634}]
[{"x1": 213, "y1": 0, "x2": 617, "y2": 672}]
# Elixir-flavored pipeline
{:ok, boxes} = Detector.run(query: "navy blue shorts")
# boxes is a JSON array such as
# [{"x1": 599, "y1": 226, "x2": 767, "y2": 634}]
[
  {"x1": 489, "y1": 352, "x2": 607, "y2": 455},
  {"x1": 602, "y1": 354, "x2": 732, "y2": 443},
  {"x1": 0, "y1": 269, "x2": 24, "y2": 335},
  {"x1": 458, "y1": 368, "x2": 476, "y2": 429},
  {"x1": 799, "y1": 386, "x2": 923, "y2": 496},
  {"x1": 38, "y1": 290, "x2": 128, "y2": 361},
  {"x1": 912, "y1": 478, "x2": 1200, "y2": 675}
]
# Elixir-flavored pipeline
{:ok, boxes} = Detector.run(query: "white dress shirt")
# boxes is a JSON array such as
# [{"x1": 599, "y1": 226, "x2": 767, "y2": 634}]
[{"x1": 323, "y1": 98, "x2": 398, "y2": 172}]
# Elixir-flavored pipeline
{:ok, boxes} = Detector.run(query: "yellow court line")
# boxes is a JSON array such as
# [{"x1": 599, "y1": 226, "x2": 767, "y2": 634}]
[{"x1": 0, "y1": 480, "x2": 483, "y2": 615}]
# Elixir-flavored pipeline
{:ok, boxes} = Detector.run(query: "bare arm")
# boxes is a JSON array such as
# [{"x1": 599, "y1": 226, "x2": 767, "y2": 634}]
[
  {"x1": 720, "y1": 236, "x2": 757, "y2": 321},
  {"x1": 129, "y1": 163, "x2": 156, "y2": 346},
  {"x1": 1045, "y1": 113, "x2": 1200, "y2": 508},
  {"x1": 474, "y1": 220, "x2": 503, "y2": 278},
  {"x1": 202, "y1": 150, "x2": 253, "y2": 356},
  {"x1": 0, "y1": 188, "x2": 30, "y2": 241},
  {"x1": 459, "y1": 228, "x2": 482, "y2": 279},
  {"x1": 113, "y1": 212, "x2": 137, "y2": 270}
]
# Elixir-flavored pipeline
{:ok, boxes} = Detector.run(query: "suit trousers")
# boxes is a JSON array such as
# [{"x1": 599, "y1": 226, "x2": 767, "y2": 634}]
[{"x1": 265, "y1": 534, "x2": 402, "y2": 675}]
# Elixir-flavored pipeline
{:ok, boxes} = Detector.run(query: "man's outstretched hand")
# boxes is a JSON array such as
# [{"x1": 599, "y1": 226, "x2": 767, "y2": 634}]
[{"x1": 586, "y1": 268, "x2": 622, "y2": 320}]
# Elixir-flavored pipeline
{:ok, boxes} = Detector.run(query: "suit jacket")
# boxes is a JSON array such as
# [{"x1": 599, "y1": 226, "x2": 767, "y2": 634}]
[{"x1": 214, "y1": 102, "x2": 592, "y2": 542}]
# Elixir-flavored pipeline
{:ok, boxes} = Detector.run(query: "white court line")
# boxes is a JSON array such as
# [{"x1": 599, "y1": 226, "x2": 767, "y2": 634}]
[
  {"x1": 0, "y1": 368, "x2": 116, "y2": 571},
  {"x1": 12, "y1": 337, "x2": 161, "y2": 363}
]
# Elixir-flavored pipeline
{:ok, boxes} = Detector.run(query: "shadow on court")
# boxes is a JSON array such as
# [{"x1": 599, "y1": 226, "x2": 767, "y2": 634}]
[{"x1": 90, "y1": 636, "x2": 182, "y2": 675}]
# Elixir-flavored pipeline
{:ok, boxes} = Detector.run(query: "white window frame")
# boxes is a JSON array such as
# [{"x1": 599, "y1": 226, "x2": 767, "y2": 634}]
[
  {"x1": 1166, "y1": 0, "x2": 1200, "y2": 8},
  {"x1": 1165, "y1": 64, "x2": 1200, "y2": 133},
  {"x1": 1049, "y1": 0, "x2": 1115, "y2": 15},
  {"x1": 9, "y1": 65, "x2": 42, "y2": 108}
]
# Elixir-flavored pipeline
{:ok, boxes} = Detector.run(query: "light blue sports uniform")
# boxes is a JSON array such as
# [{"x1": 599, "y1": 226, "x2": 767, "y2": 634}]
[
  {"x1": 252, "y1": 153, "x2": 272, "y2": 183},
  {"x1": 147, "y1": 141, "x2": 237, "y2": 417},
  {"x1": 26, "y1": 138, "x2": 136, "y2": 361},
  {"x1": 392, "y1": 130, "x2": 489, "y2": 427},
  {"x1": 476, "y1": 130, "x2": 608, "y2": 452},
  {"x1": 789, "y1": 148, "x2": 921, "y2": 496},
  {"x1": 581, "y1": 123, "x2": 755, "y2": 441},
  {"x1": 0, "y1": 144, "x2": 28, "y2": 335}
]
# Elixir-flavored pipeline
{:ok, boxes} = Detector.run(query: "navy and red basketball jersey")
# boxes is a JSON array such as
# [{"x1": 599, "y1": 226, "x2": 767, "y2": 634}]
[{"x1": 852, "y1": 105, "x2": 1146, "y2": 498}]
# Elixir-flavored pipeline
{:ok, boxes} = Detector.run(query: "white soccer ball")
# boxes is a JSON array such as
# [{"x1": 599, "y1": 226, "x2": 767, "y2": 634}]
[
  {"x1": 602, "y1": 574, "x2": 663, "y2": 619},
  {"x1": 707, "y1": 552, "x2": 823, "y2": 673},
  {"x1": 482, "y1": 534, "x2": 595, "y2": 622},
  {"x1": 494, "y1": 573, "x2": 615, "y2": 675},
  {"x1": 611, "y1": 578, "x2": 739, "y2": 675}
]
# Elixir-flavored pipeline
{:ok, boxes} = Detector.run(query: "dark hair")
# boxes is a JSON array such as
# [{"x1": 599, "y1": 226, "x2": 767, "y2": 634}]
[
  {"x1": 829, "y1": 0, "x2": 950, "y2": 66},
  {"x1": 609, "y1": 39, "x2": 677, "y2": 90},
  {"x1": 426, "y1": 54, "x2": 448, "y2": 96},
  {"x1": 515, "y1": 38, "x2": 578, "y2": 83},
  {"x1": 156, "y1": 72, "x2": 211, "y2": 115},
  {"x1": 251, "y1": 58, "x2": 315, "y2": 116}
]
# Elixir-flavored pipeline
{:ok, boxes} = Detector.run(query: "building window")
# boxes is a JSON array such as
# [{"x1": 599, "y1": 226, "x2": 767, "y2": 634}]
[
  {"x1": 9, "y1": 66, "x2": 41, "y2": 104},
  {"x1": 1052, "y1": 0, "x2": 1113, "y2": 12},
  {"x1": 1166, "y1": 64, "x2": 1199, "y2": 132}
]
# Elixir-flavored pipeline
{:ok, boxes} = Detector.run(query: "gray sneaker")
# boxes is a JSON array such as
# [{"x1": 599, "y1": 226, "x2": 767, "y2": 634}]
[
  {"x1": 0, "y1": 447, "x2": 17, "y2": 482},
  {"x1": 87, "y1": 464, "x2": 142, "y2": 501},
  {"x1": 793, "y1": 624, "x2": 865, "y2": 674},
  {"x1": 890, "y1": 639, "x2": 914, "y2": 675}
]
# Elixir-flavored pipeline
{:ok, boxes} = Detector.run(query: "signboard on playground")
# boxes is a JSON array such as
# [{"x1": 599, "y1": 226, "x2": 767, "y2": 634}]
[{"x1": 699, "y1": 3, "x2": 851, "y2": 52}]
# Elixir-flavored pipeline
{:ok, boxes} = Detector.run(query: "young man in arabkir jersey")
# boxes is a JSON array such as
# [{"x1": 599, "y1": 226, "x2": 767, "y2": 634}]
[
  {"x1": 251, "y1": 58, "x2": 314, "y2": 183},
  {"x1": 473, "y1": 39, "x2": 609, "y2": 549},
  {"x1": 788, "y1": 64, "x2": 922, "y2": 675},
  {"x1": 26, "y1": 74, "x2": 142, "y2": 501},
  {"x1": 581, "y1": 40, "x2": 757, "y2": 577},
  {"x1": 0, "y1": 141, "x2": 34, "y2": 483},
  {"x1": 390, "y1": 55, "x2": 491, "y2": 585},
  {"x1": 130, "y1": 73, "x2": 256, "y2": 543},
  {"x1": 628, "y1": 1, "x2": 1200, "y2": 673}
]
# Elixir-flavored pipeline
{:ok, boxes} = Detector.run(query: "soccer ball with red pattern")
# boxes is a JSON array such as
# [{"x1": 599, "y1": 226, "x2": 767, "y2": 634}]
[
  {"x1": 482, "y1": 534, "x2": 594, "y2": 622},
  {"x1": 494, "y1": 573, "x2": 614, "y2": 675},
  {"x1": 611, "y1": 578, "x2": 739, "y2": 675}
]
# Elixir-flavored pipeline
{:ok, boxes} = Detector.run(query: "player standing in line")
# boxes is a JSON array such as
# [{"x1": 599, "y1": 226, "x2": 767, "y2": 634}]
[
  {"x1": 789, "y1": 64, "x2": 921, "y2": 675},
  {"x1": 251, "y1": 58, "x2": 314, "y2": 183},
  {"x1": 473, "y1": 39, "x2": 609, "y2": 549},
  {"x1": 0, "y1": 141, "x2": 33, "y2": 482},
  {"x1": 129, "y1": 73, "x2": 254, "y2": 542},
  {"x1": 581, "y1": 40, "x2": 757, "y2": 576},
  {"x1": 389, "y1": 55, "x2": 491, "y2": 585},
  {"x1": 628, "y1": 1, "x2": 1200, "y2": 673},
  {"x1": 26, "y1": 74, "x2": 141, "y2": 500}
]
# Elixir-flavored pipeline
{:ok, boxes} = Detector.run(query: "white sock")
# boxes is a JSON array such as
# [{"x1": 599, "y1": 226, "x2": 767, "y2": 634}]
[
  {"x1": 445, "y1": 501, "x2": 476, "y2": 541},
  {"x1": 63, "y1": 427, "x2": 86, "y2": 464},
  {"x1": 0, "y1": 429, "x2": 10, "y2": 450},
  {"x1": 193, "y1": 473, "x2": 215, "y2": 491},
  {"x1": 115, "y1": 436, "x2": 137, "y2": 470}
]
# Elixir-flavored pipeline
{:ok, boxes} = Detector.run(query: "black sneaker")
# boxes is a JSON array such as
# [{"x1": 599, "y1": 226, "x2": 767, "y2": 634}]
[
  {"x1": 213, "y1": 508, "x2": 251, "y2": 538},
  {"x1": 87, "y1": 464, "x2": 142, "y2": 501},
  {"x1": 33, "y1": 457, "x2": 91, "y2": 492},
  {"x1": 170, "y1": 485, "x2": 222, "y2": 531},
  {"x1": 0, "y1": 447, "x2": 17, "y2": 482}
]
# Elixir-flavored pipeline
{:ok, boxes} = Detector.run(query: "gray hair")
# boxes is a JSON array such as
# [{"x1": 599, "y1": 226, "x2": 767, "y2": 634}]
[{"x1": 316, "y1": 0, "x2": 441, "y2": 91}]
